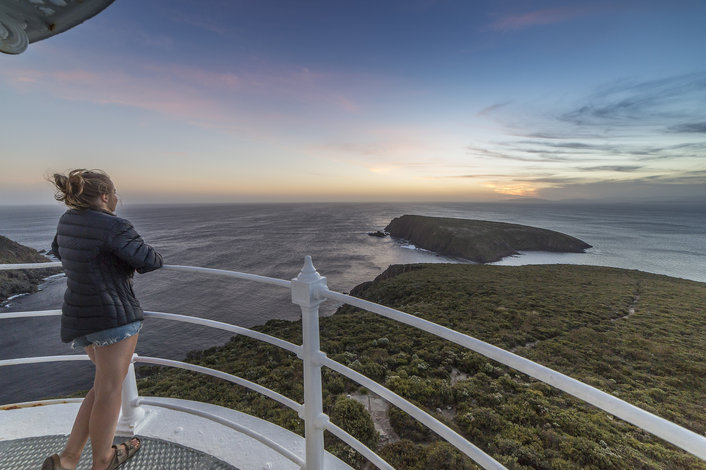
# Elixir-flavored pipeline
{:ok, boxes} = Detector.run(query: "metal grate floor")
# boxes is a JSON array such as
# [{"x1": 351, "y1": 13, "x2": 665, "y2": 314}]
[{"x1": 0, "y1": 435, "x2": 240, "y2": 470}]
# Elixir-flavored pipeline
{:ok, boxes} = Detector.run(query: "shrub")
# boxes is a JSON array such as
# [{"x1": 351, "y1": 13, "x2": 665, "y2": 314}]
[
  {"x1": 379, "y1": 440, "x2": 426, "y2": 470},
  {"x1": 389, "y1": 406, "x2": 435, "y2": 442},
  {"x1": 329, "y1": 396, "x2": 379, "y2": 450},
  {"x1": 425, "y1": 441, "x2": 479, "y2": 470}
]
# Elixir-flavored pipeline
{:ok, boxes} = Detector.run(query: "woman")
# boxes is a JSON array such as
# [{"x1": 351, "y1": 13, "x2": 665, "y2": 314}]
[{"x1": 44, "y1": 169, "x2": 163, "y2": 470}]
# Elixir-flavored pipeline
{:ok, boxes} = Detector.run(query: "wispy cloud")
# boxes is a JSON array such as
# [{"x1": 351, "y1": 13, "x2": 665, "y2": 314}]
[
  {"x1": 560, "y1": 73, "x2": 706, "y2": 127},
  {"x1": 167, "y1": 12, "x2": 230, "y2": 36},
  {"x1": 320, "y1": 138, "x2": 443, "y2": 171},
  {"x1": 485, "y1": 5, "x2": 602, "y2": 32},
  {"x1": 441, "y1": 173, "x2": 538, "y2": 179},
  {"x1": 522, "y1": 141, "x2": 616, "y2": 151},
  {"x1": 467, "y1": 145, "x2": 577, "y2": 163},
  {"x1": 477, "y1": 101, "x2": 511, "y2": 116},
  {"x1": 668, "y1": 122, "x2": 706, "y2": 133},
  {"x1": 514, "y1": 176, "x2": 589, "y2": 184},
  {"x1": 0, "y1": 55, "x2": 365, "y2": 136},
  {"x1": 576, "y1": 165, "x2": 642, "y2": 172},
  {"x1": 473, "y1": 73, "x2": 706, "y2": 187}
]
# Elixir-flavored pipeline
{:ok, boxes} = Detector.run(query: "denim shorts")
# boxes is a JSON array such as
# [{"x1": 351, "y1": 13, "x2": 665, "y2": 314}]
[{"x1": 71, "y1": 321, "x2": 143, "y2": 350}]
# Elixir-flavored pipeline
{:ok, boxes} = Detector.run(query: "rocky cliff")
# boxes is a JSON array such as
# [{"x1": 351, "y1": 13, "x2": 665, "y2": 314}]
[
  {"x1": 385, "y1": 215, "x2": 592, "y2": 263},
  {"x1": 0, "y1": 235, "x2": 61, "y2": 304}
]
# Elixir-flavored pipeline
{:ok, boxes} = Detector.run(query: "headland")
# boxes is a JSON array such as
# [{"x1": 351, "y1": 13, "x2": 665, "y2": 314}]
[
  {"x1": 384, "y1": 215, "x2": 592, "y2": 263},
  {"x1": 0, "y1": 235, "x2": 61, "y2": 304}
]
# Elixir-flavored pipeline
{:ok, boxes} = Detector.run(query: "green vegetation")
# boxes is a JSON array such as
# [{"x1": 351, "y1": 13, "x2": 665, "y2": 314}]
[
  {"x1": 137, "y1": 264, "x2": 705, "y2": 469},
  {"x1": 384, "y1": 215, "x2": 591, "y2": 262}
]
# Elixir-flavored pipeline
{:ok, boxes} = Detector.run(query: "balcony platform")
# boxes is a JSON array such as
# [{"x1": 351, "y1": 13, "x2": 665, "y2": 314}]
[
  {"x1": 0, "y1": 397, "x2": 352, "y2": 470},
  {"x1": 0, "y1": 435, "x2": 238, "y2": 470}
]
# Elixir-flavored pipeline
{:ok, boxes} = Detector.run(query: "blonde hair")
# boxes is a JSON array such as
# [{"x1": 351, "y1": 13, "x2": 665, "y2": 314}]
[{"x1": 50, "y1": 169, "x2": 114, "y2": 210}]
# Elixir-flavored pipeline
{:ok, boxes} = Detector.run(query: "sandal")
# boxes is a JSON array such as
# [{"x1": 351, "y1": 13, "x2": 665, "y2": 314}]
[
  {"x1": 41, "y1": 454, "x2": 72, "y2": 470},
  {"x1": 106, "y1": 437, "x2": 141, "y2": 470}
]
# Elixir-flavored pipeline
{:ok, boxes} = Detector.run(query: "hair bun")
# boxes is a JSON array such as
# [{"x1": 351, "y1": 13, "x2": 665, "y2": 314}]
[
  {"x1": 49, "y1": 169, "x2": 113, "y2": 210},
  {"x1": 53, "y1": 173, "x2": 69, "y2": 193},
  {"x1": 67, "y1": 169, "x2": 86, "y2": 197}
]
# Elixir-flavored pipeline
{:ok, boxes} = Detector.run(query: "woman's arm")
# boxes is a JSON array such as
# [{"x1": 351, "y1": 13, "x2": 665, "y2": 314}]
[
  {"x1": 50, "y1": 234, "x2": 62, "y2": 260},
  {"x1": 107, "y1": 219, "x2": 163, "y2": 273}
]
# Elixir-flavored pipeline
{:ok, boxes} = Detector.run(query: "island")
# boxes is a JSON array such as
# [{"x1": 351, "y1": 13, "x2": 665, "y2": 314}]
[
  {"x1": 0, "y1": 235, "x2": 61, "y2": 304},
  {"x1": 384, "y1": 215, "x2": 592, "y2": 263}
]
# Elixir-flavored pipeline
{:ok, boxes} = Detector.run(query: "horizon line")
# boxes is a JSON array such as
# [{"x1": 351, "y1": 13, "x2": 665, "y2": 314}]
[{"x1": 1, "y1": 198, "x2": 704, "y2": 208}]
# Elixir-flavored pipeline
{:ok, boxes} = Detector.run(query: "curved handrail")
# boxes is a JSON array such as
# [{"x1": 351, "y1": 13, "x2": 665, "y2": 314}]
[
  {"x1": 0, "y1": 398, "x2": 84, "y2": 410},
  {"x1": 324, "y1": 421, "x2": 394, "y2": 470},
  {"x1": 0, "y1": 354, "x2": 309, "y2": 466},
  {"x1": 0, "y1": 354, "x2": 89, "y2": 367},
  {"x1": 0, "y1": 262, "x2": 292, "y2": 290},
  {"x1": 320, "y1": 355, "x2": 505, "y2": 469},
  {"x1": 0, "y1": 353, "x2": 301, "y2": 413},
  {"x1": 0, "y1": 353, "x2": 304, "y2": 467},
  {"x1": 0, "y1": 262, "x2": 61, "y2": 270},
  {"x1": 3, "y1": 261, "x2": 705, "y2": 466},
  {"x1": 0, "y1": 309, "x2": 301, "y2": 356},
  {"x1": 135, "y1": 355, "x2": 302, "y2": 413},
  {"x1": 143, "y1": 311, "x2": 301, "y2": 355},
  {"x1": 0, "y1": 309, "x2": 61, "y2": 319},
  {"x1": 161, "y1": 264, "x2": 292, "y2": 289},
  {"x1": 137, "y1": 397, "x2": 305, "y2": 467}
]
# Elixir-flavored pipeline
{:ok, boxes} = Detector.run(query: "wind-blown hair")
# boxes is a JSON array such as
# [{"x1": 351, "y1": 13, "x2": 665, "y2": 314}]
[{"x1": 50, "y1": 169, "x2": 114, "y2": 210}]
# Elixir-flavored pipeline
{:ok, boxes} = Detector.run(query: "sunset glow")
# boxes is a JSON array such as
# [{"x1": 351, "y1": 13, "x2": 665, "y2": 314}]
[{"x1": 1, "y1": 1, "x2": 705, "y2": 204}]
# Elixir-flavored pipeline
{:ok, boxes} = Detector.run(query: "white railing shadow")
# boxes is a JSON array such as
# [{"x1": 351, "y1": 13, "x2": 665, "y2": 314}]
[{"x1": 1, "y1": 258, "x2": 705, "y2": 470}]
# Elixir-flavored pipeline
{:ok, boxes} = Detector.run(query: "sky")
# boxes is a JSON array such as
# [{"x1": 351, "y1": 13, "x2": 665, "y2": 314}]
[{"x1": 1, "y1": 0, "x2": 705, "y2": 204}]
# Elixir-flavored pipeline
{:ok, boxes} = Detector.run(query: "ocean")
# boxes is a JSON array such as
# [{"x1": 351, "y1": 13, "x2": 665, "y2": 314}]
[{"x1": 1, "y1": 201, "x2": 705, "y2": 404}]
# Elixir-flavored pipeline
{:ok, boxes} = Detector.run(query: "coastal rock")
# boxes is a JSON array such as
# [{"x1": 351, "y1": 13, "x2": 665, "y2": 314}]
[
  {"x1": 368, "y1": 230, "x2": 389, "y2": 237},
  {"x1": 0, "y1": 235, "x2": 62, "y2": 304},
  {"x1": 385, "y1": 215, "x2": 591, "y2": 263}
]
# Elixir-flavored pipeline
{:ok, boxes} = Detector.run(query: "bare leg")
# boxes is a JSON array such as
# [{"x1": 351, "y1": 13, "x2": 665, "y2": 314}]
[
  {"x1": 88, "y1": 334, "x2": 139, "y2": 470},
  {"x1": 54, "y1": 345, "x2": 97, "y2": 469}
]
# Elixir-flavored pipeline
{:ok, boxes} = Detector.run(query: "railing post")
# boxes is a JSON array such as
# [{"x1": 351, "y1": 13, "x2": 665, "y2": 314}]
[
  {"x1": 292, "y1": 256, "x2": 328, "y2": 470},
  {"x1": 116, "y1": 354, "x2": 146, "y2": 435}
]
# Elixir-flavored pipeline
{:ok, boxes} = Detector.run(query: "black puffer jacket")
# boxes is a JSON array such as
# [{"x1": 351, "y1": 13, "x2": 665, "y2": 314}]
[{"x1": 51, "y1": 209, "x2": 163, "y2": 343}]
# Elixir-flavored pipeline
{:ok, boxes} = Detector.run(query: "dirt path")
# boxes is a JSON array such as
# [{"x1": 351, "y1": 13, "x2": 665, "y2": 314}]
[{"x1": 348, "y1": 392, "x2": 399, "y2": 445}]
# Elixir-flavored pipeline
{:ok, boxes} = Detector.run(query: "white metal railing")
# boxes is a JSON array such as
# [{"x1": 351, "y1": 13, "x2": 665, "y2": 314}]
[
  {"x1": 1, "y1": 259, "x2": 705, "y2": 469},
  {"x1": 136, "y1": 397, "x2": 306, "y2": 468}
]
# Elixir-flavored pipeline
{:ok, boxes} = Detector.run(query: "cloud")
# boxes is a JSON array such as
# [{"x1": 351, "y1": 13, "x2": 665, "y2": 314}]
[
  {"x1": 0, "y1": 57, "x2": 365, "y2": 138},
  {"x1": 167, "y1": 12, "x2": 230, "y2": 36},
  {"x1": 577, "y1": 165, "x2": 642, "y2": 172},
  {"x1": 470, "y1": 73, "x2": 706, "y2": 198},
  {"x1": 537, "y1": 179, "x2": 706, "y2": 202},
  {"x1": 513, "y1": 176, "x2": 587, "y2": 184},
  {"x1": 142, "y1": 63, "x2": 242, "y2": 90},
  {"x1": 655, "y1": 169, "x2": 706, "y2": 184},
  {"x1": 531, "y1": 141, "x2": 614, "y2": 151},
  {"x1": 560, "y1": 73, "x2": 706, "y2": 127},
  {"x1": 483, "y1": 182, "x2": 539, "y2": 197},
  {"x1": 513, "y1": 141, "x2": 706, "y2": 161},
  {"x1": 328, "y1": 94, "x2": 361, "y2": 113},
  {"x1": 442, "y1": 173, "x2": 534, "y2": 179},
  {"x1": 477, "y1": 101, "x2": 511, "y2": 116},
  {"x1": 467, "y1": 145, "x2": 578, "y2": 163},
  {"x1": 320, "y1": 136, "x2": 447, "y2": 171},
  {"x1": 668, "y1": 122, "x2": 706, "y2": 134},
  {"x1": 485, "y1": 5, "x2": 601, "y2": 32}
]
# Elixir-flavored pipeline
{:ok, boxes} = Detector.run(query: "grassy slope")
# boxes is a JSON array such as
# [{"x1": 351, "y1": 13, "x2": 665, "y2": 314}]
[{"x1": 137, "y1": 264, "x2": 705, "y2": 469}]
